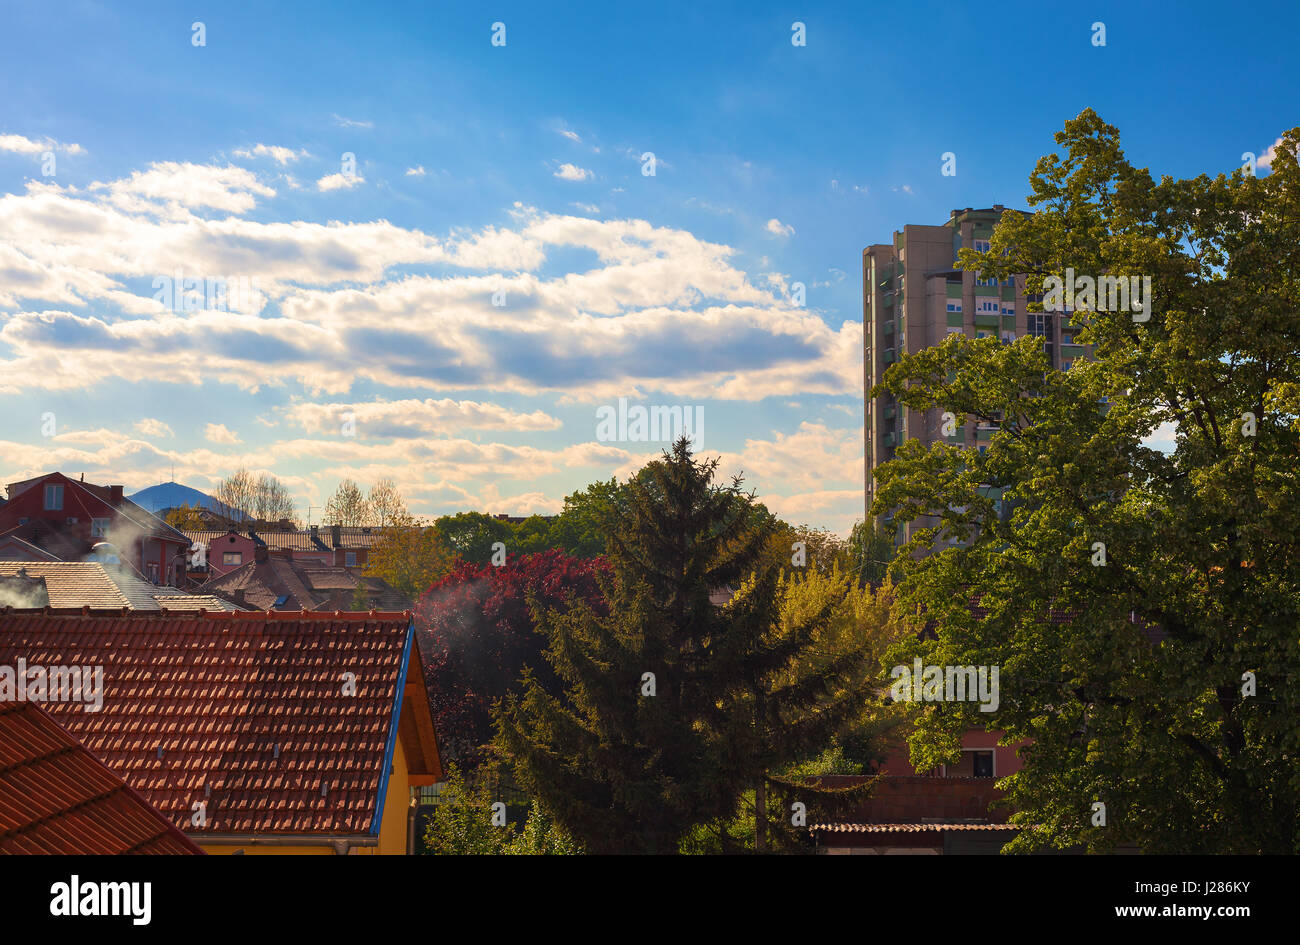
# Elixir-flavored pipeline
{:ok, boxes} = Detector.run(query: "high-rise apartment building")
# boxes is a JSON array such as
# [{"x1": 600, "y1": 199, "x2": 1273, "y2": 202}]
[{"x1": 863, "y1": 206, "x2": 1087, "y2": 546}]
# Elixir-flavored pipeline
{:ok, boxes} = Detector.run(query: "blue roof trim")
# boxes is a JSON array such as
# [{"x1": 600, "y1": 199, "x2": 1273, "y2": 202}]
[{"x1": 370, "y1": 619, "x2": 414, "y2": 836}]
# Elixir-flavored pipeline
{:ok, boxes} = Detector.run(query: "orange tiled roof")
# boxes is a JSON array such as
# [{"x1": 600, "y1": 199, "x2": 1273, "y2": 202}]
[
  {"x1": 0, "y1": 700, "x2": 203, "y2": 854},
  {"x1": 0, "y1": 610, "x2": 434, "y2": 839}
]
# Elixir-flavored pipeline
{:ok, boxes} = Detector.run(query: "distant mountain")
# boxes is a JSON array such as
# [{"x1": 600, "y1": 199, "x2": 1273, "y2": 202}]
[{"x1": 128, "y1": 481, "x2": 244, "y2": 519}]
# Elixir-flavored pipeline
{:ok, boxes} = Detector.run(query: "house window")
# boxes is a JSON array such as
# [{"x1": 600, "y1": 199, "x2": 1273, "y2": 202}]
[
  {"x1": 44, "y1": 484, "x2": 63, "y2": 510},
  {"x1": 947, "y1": 749, "x2": 995, "y2": 778},
  {"x1": 66, "y1": 517, "x2": 78, "y2": 525},
  {"x1": 91, "y1": 518, "x2": 110, "y2": 538},
  {"x1": 345, "y1": 552, "x2": 357, "y2": 567},
  {"x1": 223, "y1": 552, "x2": 242, "y2": 566}
]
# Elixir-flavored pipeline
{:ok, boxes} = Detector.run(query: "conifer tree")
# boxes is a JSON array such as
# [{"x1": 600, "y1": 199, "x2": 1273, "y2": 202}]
[{"x1": 495, "y1": 438, "x2": 868, "y2": 853}]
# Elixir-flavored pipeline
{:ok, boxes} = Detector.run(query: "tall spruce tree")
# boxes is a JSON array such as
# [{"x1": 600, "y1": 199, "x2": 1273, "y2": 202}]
[{"x1": 495, "y1": 438, "x2": 867, "y2": 854}]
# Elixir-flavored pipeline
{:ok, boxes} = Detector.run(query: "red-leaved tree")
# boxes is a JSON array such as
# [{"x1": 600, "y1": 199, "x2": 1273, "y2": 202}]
[{"x1": 414, "y1": 550, "x2": 610, "y2": 767}]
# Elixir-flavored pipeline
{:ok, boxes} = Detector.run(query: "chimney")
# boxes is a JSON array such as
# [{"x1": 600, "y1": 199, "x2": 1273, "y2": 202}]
[
  {"x1": 331, "y1": 524, "x2": 341, "y2": 548},
  {"x1": 254, "y1": 545, "x2": 268, "y2": 564},
  {"x1": 110, "y1": 484, "x2": 124, "y2": 504},
  {"x1": 232, "y1": 589, "x2": 246, "y2": 607},
  {"x1": 310, "y1": 524, "x2": 319, "y2": 541}
]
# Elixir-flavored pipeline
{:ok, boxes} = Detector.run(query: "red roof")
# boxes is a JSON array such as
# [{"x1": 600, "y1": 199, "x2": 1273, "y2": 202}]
[
  {"x1": 0, "y1": 700, "x2": 202, "y2": 854},
  {"x1": 0, "y1": 610, "x2": 441, "y2": 839}
]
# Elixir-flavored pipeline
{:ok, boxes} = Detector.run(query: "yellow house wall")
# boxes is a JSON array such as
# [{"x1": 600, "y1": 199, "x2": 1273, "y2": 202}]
[{"x1": 377, "y1": 736, "x2": 412, "y2": 855}]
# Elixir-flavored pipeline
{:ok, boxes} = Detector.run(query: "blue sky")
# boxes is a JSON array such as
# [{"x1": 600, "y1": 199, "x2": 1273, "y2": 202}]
[{"x1": 1, "y1": 0, "x2": 1295, "y2": 532}]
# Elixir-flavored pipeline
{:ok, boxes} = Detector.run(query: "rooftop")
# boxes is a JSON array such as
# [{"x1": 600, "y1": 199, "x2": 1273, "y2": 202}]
[
  {"x1": 0, "y1": 609, "x2": 440, "y2": 838},
  {"x1": 0, "y1": 699, "x2": 203, "y2": 854},
  {"x1": 0, "y1": 562, "x2": 243, "y2": 611}
]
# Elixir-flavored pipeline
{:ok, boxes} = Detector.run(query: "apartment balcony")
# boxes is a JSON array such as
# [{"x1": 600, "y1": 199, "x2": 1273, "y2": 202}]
[
  {"x1": 1061, "y1": 342, "x2": 1087, "y2": 358},
  {"x1": 883, "y1": 404, "x2": 897, "y2": 420},
  {"x1": 975, "y1": 425, "x2": 997, "y2": 443},
  {"x1": 883, "y1": 349, "x2": 896, "y2": 364},
  {"x1": 883, "y1": 320, "x2": 895, "y2": 336},
  {"x1": 973, "y1": 313, "x2": 1000, "y2": 329}
]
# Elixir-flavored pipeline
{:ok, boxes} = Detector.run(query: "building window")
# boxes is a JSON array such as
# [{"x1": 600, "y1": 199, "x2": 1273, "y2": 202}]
[
  {"x1": 44, "y1": 484, "x2": 63, "y2": 510},
  {"x1": 345, "y1": 552, "x2": 357, "y2": 567},
  {"x1": 91, "y1": 518, "x2": 110, "y2": 538},
  {"x1": 66, "y1": 517, "x2": 78, "y2": 525},
  {"x1": 947, "y1": 749, "x2": 995, "y2": 778},
  {"x1": 946, "y1": 302, "x2": 962, "y2": 312},
  {"x1": 223, "y1": 552, "x2": 242, "y2": 566}
]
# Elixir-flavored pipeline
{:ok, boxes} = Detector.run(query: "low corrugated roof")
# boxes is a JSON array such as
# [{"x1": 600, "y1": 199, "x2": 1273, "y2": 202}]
[
  {"x1": 810, "y1": 822, "x2": 1020, "y2": 834},
  {"x1": 0, "y1": 700, "x2": 203, "y2": 854}
]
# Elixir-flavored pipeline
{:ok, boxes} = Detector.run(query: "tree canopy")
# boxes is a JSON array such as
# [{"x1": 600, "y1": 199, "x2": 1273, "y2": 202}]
[{"x1": 872, "y1": 110, "x2": 1300, "y2": 853}]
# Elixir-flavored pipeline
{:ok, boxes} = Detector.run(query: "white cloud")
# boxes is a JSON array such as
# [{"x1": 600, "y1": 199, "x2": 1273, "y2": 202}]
[
  {"x1": 316, "y1": 172, "x2": 364, "y2": 191},
  {"x1": 233, "y1": 144, "x2": 308, "y2": 165},
  {"x1": 331, "y1": 114, "x2": 373, "y2": 129},
  {"x1": 405, "y1": 165, "x2": 427, "y2": 176},
  {"x1": 90, "y1": 162, "x2": 276, "y2": 215},
  {"x1": 765, "y1": 218, "x2": 795, "y2": 238},
  {"x1": 554, "y1": 163, "x2": 592, "y2": 181},
  {"x1": 1143, "y1": 420, "x2": 1178, "y2": 454},
  {"x1": 0, "y1": 171, "x2": 859, "y2": 402},
  {"x1": 205, "y1": 423, "x2": 241, "y2": 444},
  {"x1": 287, "y1": 398, "x2": 562, "y2": 436},
  {"x1": 134, "y1": 418, "x2": 174, "y2": 438},
  {"x1": 0, "y1": 134, "x2": 85, "y2": 155},
  {"x1": 559, "y1": 129, "x2": 581, "y2": 143},
  {"x1": 1257, "y1": 136, "x2": 1285, "y2": 171}
]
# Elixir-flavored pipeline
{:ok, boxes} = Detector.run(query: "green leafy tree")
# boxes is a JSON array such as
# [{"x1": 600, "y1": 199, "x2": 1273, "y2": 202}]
[
  {"x1": 510, "y1": 514, "x2": 556, "y2": 555},
  {"x1": 848, "y1": 518, "x2": 898, "y2": 587},
  {"x1": 543, "y1": 479, "x2": 623, "y2": 557},
  {"x1": 165, "y1": 503, "x2": 208, "y2": 530},
  {"x1": 433, "y1": 511, "x2": 514, "y2": 565},
  {"x1": 365, "y1": 514, "x2": 458, "y2": 599},
  {"x1": 422, "y1": 764, "x2": 580, "y2": 855},
  {"x1": 495, "y1": 438, "x2": 866, "y2": 854},
  {"x1": 684, "y1": 566, "x2": 913, "y2": 853},
  {"x1": 873, "y1": 110, "x2": 1300, "y2": 853}
]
